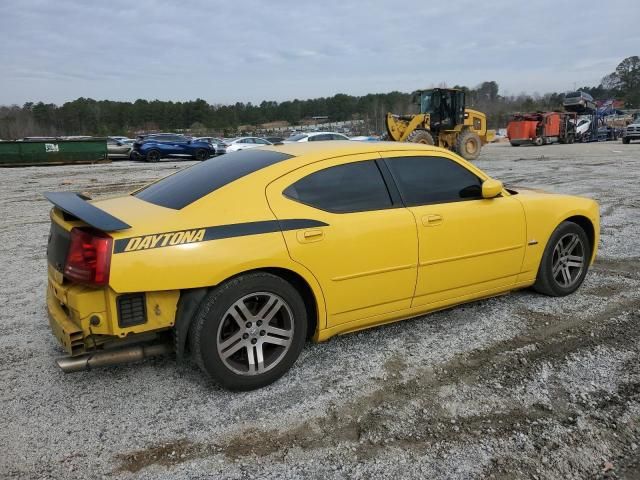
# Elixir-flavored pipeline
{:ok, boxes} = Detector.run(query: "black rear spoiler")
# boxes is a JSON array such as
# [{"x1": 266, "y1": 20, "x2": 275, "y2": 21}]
[{"x1": 44, "y1": 192, "x2": 131, "y2": 232}]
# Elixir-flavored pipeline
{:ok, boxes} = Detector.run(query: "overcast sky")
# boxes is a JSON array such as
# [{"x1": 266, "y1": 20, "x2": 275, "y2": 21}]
[{"x1": 1, "y1": 0, "x2": 638, "y2": 106}]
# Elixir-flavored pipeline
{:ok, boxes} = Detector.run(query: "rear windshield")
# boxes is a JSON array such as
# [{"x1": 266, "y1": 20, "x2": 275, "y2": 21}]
[{"x1": 134, "y1": 149, "x2": 292, "y2": 209}]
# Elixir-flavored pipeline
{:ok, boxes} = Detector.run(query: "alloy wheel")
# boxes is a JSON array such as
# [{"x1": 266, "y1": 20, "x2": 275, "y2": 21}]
[
  {"x1": 216, "y1": 292, "x2": 294, "y2": 376},
  {"x1": 551, "y1": 233, "x2": 585, "y2": 288}
]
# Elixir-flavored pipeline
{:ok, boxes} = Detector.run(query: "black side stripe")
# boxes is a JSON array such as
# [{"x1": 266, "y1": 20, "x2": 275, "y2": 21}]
[{"x1": 113, "y1": 219, "x2": 328, "y2": 254}]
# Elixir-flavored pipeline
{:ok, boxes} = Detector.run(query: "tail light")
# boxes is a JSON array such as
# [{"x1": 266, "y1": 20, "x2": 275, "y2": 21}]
[{"x1": 64, "y1": 228, "x2": 112, "y2": 286}]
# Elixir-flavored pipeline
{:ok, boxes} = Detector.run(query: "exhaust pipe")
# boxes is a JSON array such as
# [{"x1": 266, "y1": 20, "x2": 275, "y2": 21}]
[{"x1": 55, "y1": 343, "x2": 172, "y2": 373}]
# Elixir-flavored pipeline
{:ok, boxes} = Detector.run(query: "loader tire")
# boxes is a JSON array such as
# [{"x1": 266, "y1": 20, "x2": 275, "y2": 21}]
[
  {"x1": 455, "y1": 130, "x2": 481, "y2": 161},
  {"x1": 406, "y1": 130, "x2": 434, "y2": 145}
]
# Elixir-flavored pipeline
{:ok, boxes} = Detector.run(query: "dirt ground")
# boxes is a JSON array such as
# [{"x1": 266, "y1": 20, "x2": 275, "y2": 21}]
[{"x1": 1, "y1": 141, "x2": 639, "y2": 479}]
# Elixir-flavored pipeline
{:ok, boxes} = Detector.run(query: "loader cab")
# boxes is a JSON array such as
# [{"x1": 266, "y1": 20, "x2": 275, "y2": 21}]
[{"x1": 415, "y1": 88, "x2": 466, "y2": 131}]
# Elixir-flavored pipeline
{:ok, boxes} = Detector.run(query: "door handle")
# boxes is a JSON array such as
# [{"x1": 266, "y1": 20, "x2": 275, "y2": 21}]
[
  {"x1": 422, "y1": 214, "x2": 443, "y2": 226},
  {"x1": 297, "y1": 229, "x2": 324, "y2": 243}
]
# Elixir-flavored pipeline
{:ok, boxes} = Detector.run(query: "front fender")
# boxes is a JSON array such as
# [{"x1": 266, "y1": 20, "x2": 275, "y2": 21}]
[{"x1": 515, "y1": 192, "x2": 599, "y2": 282}]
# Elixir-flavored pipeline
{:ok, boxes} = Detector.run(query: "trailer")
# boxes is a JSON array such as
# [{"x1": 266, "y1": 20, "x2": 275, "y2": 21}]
[{"x1": 507, "y1": 112, "x2": 576, "y2": 146}]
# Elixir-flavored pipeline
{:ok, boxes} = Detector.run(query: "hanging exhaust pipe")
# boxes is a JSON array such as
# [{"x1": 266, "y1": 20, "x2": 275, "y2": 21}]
[{"x1": 55, "y1": 343, "x2": 172, "y2": 373}]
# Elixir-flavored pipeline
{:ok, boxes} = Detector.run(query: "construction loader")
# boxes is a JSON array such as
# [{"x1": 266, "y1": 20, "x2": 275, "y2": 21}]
[{"x1": 385, "y1": 88, "x2": 495, "y2": 161}]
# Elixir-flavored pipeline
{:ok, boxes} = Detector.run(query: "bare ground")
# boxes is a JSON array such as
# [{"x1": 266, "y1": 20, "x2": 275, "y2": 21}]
[{"x1": 0, "y1": 141, "x2": 639, "y2": 479}]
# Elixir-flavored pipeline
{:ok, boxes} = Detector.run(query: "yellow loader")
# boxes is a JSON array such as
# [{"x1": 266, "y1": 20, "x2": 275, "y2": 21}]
[{"x1": 385, "y1": 88, "x2": 495, "y2": 161}]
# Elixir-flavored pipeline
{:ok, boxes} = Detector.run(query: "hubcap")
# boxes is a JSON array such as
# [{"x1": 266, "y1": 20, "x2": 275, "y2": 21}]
[
  {"x1": 216, "y1": 292, "x2": 294, "y2": 376},
  {"x1": 551, "y1": 233, "x2": 585, "y2": 288}
]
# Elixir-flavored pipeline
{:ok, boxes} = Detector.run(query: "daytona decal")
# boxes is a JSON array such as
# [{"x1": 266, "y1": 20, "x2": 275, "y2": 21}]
[{"x1": 113, "y1": 219, "x2": 328, "y2": 254}]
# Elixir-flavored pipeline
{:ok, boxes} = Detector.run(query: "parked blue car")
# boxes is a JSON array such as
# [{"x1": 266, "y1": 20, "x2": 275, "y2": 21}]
[{"x1": 132, "y1": 133, "x2": 215, "y2": 162}]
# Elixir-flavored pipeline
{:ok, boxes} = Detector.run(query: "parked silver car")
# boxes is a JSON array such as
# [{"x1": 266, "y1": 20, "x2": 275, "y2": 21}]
[
  {"x1": 193, "y1": 137, "x2": 227, "y2": 155},
  {"x1": 224, "y1": 137, "x2": 272, "y2": 153},
  {"x1": 283, "y1": 131, "x2": 349, "y2": 143},
  {"x1": 107, "y1": 137, "x2": 134, "y2": 160}
]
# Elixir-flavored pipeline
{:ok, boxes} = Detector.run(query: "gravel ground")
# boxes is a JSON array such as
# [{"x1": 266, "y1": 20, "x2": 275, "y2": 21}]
[{"x1": 1, "y1": 142, "x2": 639, "y2": 479}]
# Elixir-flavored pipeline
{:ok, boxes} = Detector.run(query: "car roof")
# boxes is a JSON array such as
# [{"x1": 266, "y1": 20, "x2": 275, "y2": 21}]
[
  {"x1": 135, "y1": 141, "x2": 460, "y2": 210},
  {"x1": 260, "y1": 140, "x2": 447, "y2": 160},
  {"x1": 306, "y1": 131, "x2": 347, "y2": 135}
]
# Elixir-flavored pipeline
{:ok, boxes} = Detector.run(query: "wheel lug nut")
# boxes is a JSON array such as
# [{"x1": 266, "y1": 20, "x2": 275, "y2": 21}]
[
  {"x1": 242, "y1": 333, "x2": 249, "y2": 339},
  {"x1": 251, "y1": 338, "x2": 257, "y2": 345},
  {"x1": 245, "y1": 322, "x2": 252, "y2": 328},
  {"x1": 260, "y1": 330, "x2": 265, "y2": 336},
  {"x1": 256, "y1": 320, "x2": 262, "y2": 326}
]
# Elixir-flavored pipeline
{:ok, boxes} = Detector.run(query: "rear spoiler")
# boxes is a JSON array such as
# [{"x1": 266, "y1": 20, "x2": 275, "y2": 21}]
[{"x1": 44, "y1": 192, "x2": 131, "y2": 232}]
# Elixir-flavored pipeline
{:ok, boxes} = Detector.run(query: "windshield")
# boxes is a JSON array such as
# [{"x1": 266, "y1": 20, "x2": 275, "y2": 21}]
[
  {"x1": 566, "y1": 92, "x2": 582, "y2": 98},
  {"x1": 286, "y1": 134, "x2": 308, "y2": 141},
  {"x1": 420, "y1": 93, "x2": 432, "y2": 113}
]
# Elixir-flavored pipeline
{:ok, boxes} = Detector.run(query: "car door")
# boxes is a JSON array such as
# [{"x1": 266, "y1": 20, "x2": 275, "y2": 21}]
[
  {"x1": 266, "y1": 154, "x2": 418, "y2": 327},
  {"x1": 381, "y1": 152, "x2": 526, "y2": 307},
  {"x1": 171, "y1": 135, "x2": 189, "y2": 154}
]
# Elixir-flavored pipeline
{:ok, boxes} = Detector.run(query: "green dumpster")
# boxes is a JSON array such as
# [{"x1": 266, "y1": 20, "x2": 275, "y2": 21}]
[{"x1": 0, "y1": 138, "x2": 109, "y2": 167}]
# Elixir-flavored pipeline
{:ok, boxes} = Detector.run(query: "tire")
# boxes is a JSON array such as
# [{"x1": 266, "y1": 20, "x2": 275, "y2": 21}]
[
  {"x1": 406, "y1": 129, "x2": 434, "y2": 145},
  {"x1": 533, "y1": 137, "x2": 544, "y2": 146},
  {"x1": 146, "y1": 150, "x2": 161, "y2": 162},
  {"x1": 190, "y1": 272, "x2": 308, "y2": 390},
  {"x1": 622, "y1": 137, "x2": 630, "y2": 144},
  {"x1": 455, "y1": 130, "x2": 481, "y2": 161},
  {"x1": 533, "y1": 221, "x2": 591, "y2": 297},
  {"x1": 509, "y1": 142, "x2": 520, "y2": 147},
  {"x1": 194, "y1": 149, "x2": 209, "y2": 161},
  {"x1": 568, "y1": 134, "x2": 575, "y2": 144}
]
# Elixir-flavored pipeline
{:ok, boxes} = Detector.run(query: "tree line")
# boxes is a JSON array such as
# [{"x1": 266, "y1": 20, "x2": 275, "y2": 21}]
[{"x1": 1, "y1": 56, "x2": 637, "y2": 140}]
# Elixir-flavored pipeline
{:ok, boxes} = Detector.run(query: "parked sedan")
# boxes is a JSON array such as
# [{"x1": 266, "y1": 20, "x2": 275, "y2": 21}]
[
  {"x1": 283, "y1": 131, "x2": 350, "y2": 143},
  {"x1": 225, "y1": 137, "x2": 272, "y2": 153},
  {"x1": 44, "y1": 141, "x2": 599, "y2": 390},
  {"x1": 193, "y1": 137, "x2": 227, "y2": 155},
  {"x1": 107, "y1": 137, "x2": 134, "y2": 160},
  {"x1": 132, "y1": 134, "x2": 215, "y2": 162}
]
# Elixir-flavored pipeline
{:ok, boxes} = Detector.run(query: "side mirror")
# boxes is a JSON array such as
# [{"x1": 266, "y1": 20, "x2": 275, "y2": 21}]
[{"x1": 482, "y1": 178, "x2": 503, "y2": 199}]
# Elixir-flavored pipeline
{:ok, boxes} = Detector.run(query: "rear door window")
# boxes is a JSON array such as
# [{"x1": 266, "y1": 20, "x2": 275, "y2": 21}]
[{"x1": 284, "y1": 161, "x2": 392, "y2": 213}]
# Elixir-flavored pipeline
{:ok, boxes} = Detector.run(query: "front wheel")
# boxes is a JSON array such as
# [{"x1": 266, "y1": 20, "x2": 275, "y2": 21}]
[
  {"x1": 146, "y1": 150, "x2": 161, "y2": 162},
  {"x1": 622, "y1": 137, "x2": 631, "y2": 144},
  {"x1": 406, "y1": 129, "x2": 434, "y2": 145},
  {"x1": 194, "y1": 149, "x2": 209, "y2": 161},
  {"x1": 190, "y1": 272, "x2": 308, "y2": 390},
  {"x1": 533, "y1": 221, "x2": 591, "y2": 297}
]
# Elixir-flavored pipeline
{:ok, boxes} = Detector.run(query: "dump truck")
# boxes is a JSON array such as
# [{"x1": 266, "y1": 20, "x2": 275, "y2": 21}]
[
  {"x1": 385, "y1": 88, "x2": 495, "y2": 161},
  {"x1": 507, "y1": 112, "x2": 577, "y2": 146}
]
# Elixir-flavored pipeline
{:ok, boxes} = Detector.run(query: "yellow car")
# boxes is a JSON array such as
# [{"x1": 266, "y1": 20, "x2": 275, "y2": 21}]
[{"x1": 45, "y1": 142, "x2": 599, "y2": 390}]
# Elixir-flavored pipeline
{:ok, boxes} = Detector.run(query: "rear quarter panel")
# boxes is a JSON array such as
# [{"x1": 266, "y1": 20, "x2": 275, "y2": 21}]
[{"x1": 100, "y1": 172, "x2": 328, "y2": 329}]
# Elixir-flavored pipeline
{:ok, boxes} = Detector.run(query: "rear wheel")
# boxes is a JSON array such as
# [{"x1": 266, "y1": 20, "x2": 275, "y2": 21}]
[
  {"x1": 533, "y1": 221, "x2": 591, "y2": 297},
  {"x1": 194, "y1": 149, "x2": 209, "y2": 161},
  {"x1": 509, "y1": 141, "x2": 520, "y2": 147},
  {"x1": 533, "y1": 137, "x2": 544, "y2": 146},
  {"x1": 455, "y1": 130, "x2": 481, "y2": 161},
  {"x1": 190, "y1": 272, "x2": 307, "y2": 390},
  {"x1": 406, "y1": 129, "x2": 434, "y2": 145},
  {"x1": 146, "y1": 150, "x2": 161, "y2": 162}
]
